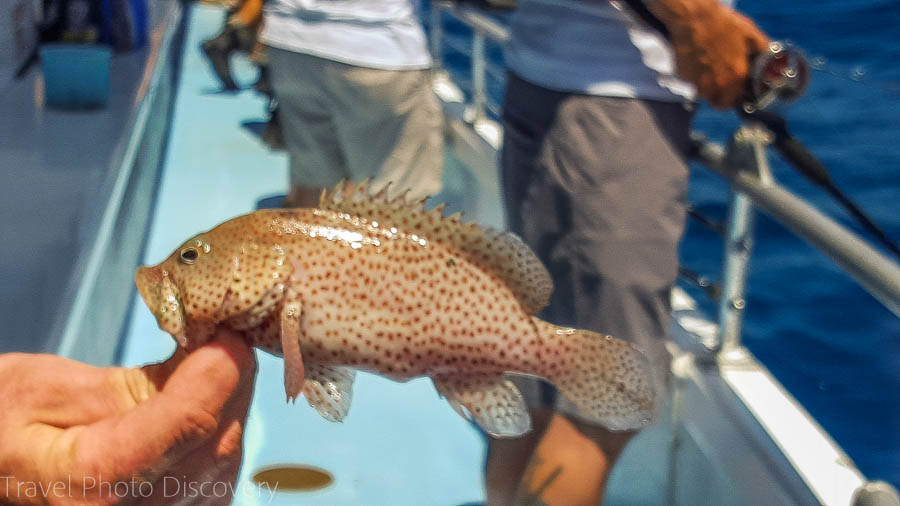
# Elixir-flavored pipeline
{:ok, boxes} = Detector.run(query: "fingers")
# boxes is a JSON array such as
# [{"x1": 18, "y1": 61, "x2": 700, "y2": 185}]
[
  {"x1": 736, "y1": 12, "x2": 771, "y2": 54},
  {"x1": 142, "y1": 328, "x2": 253, "y2": 387},
  {"x1": 0, "y1": 329, "x2": 256, "y2": 505},
  {"x1": 136, "y1": 330, "x2": 256, "y2": 505},
  {"x1": 139, "y1": 345, "x2": 191, "y2": 393},
  {"x1": 703, "y1": 56, "x2": 750, "y2": 109},
  {"x1": 146, "y1": 362, "x2": 255, "y2": 505},
  {"x1": 670, "y1": 6, "x2": 770, "y2": 109},
  {"x1": 710, "y1": 13, "x2": 770, "y2": 108},
  {"x1": 0, "y1": 353, "x2": 124, "y2": 427},
  {"x1": 66, "y1": 329, "x2": 256, "y2": 484}
]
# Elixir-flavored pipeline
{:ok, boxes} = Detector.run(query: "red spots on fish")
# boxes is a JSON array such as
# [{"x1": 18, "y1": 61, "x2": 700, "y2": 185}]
[{"x1": 139, "y1": 182, "x2": 657, "y2": 428}]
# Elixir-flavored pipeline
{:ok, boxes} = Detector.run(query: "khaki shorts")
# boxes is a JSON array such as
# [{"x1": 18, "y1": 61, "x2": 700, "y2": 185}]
[{"x1": 267, "y1": 47, "x2": 444, "y2": 200}]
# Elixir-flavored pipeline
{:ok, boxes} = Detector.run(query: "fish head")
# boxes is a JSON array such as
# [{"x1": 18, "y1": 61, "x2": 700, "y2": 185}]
[{"x1": 136, "y1": 232, "x2": 240, "y2": 349}]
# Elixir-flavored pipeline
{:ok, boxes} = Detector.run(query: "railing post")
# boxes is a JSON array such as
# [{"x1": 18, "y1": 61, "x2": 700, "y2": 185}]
[
  {"x1": 711, "y1": 125, "x2": 773, "y2": 357},
  {"x1": 717, "y1": 191, "x2": 755, "y2": 355},
  {"x1": 470, "y1": 32, "x2": 486, "y2": 121},
  {"x1": 429, "y1": 4, "x2": 443, "y2": 69}
]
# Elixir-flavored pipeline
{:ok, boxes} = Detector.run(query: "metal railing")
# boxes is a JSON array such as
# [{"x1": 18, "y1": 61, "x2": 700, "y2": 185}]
[
  {"x1": 427, "y1": 3, "x2": 900, "y2": 356},
  {"x1": 430, "y1": 2, "x2": 507, "y2": 121},
  {"x1": 696, "y1": 127, "x2": 900, "y2": 355}
]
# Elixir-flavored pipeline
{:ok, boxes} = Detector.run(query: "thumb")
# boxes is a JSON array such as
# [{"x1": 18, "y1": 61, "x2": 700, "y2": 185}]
[{"x1": 69, "y1": 330, "x2": 256, "y2": 483}]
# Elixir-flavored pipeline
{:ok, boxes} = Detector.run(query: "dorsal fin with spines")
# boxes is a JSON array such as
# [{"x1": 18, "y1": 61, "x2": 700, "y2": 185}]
[{"x1": 318, "y1": 180, "x2": 553, "y2": 314}]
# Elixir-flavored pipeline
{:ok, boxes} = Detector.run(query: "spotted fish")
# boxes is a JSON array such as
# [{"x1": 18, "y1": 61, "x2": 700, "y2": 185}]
[{"x1": 135, "y1": 182, "x2": 656, "y2": 436}]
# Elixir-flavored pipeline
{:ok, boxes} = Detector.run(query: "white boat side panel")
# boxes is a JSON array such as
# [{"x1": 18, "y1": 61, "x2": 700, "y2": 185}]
[
  {"x1": 673, "y1": 422, "x2": 746, "y2": 506},
  {"x1": 723, "y1": 357, "x2": 866, "y2": 505},
  {"x1": 672, "y1": 354, "x2": 807, "y2": 505}
]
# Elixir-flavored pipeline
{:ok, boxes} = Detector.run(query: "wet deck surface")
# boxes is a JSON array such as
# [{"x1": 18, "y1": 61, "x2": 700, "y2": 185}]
[{"x1": 118, "y1": 4, "x2": 668, "y2": 504}]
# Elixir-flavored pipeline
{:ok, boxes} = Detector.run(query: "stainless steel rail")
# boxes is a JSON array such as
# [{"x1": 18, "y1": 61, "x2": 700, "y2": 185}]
[
  {"x1": 696, "y1": 127, "x2": 900, "y2": 322},
  {"x1": 431, "y1": 3, "x2": 507, "y2": 120}
]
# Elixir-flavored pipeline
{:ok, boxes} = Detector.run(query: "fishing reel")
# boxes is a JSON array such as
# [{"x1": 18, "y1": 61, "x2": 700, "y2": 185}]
[
  {"x1": 734, "y1": 41, "x2": 900, "y2": 260},
  {"x1": 742, "y1": 41, "x2": 810, "y2": 112}
]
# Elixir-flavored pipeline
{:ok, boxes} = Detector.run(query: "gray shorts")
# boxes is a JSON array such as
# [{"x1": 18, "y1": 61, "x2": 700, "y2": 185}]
[
  {"x1": 501, "y1": 73, "x2": 694, "y2": 409},
  {"x1": 267, "y1": 47, "x2": 444, "y2": 199}
]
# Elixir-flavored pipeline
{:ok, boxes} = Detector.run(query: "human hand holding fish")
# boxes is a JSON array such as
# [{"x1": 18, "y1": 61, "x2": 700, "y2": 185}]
[
  {"x1": 0, "y1": 328, "x2": 256, "y2": 505},
  {"x1": 135, "y1": 181, "x2": 658, "y2": 438}
]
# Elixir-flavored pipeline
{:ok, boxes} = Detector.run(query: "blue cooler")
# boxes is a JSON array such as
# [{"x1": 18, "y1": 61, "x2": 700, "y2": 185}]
[{"x1": 40, "y1": 44, "x2": 112, "y2": 109}]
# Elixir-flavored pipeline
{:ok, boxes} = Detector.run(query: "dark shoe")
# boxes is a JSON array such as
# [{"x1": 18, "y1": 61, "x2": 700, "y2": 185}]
[
  {"x1": 256, "y1": 194, "x2": 287, "y2": 210},
  {"x1": 201, "y1": 28, "x2": 239, "y2": 90},
  {"x1": 232, "y1": 23, "x2": 257, "y2": 53},
  {"x1": 261, "y1": 107, "x2": 284, "y2": 150},
  {"x1": 253, "y1": 65, "x2": 273, "y2": 97}
]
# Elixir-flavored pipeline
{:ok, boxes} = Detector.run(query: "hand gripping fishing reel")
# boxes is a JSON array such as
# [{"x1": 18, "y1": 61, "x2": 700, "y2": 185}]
[{"x1": 742, "y1": 41, "x2": 810, "y2": 112}]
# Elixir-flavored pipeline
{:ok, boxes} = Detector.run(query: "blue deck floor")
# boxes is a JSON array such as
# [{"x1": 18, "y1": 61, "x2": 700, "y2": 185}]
[{"x1": 119, "y1": 5, "x2": 486, "y2": 504}]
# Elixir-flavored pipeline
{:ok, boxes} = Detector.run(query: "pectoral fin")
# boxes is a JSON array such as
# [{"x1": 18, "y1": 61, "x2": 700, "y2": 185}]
[
  {"x1": 281, "y1": 300, "x2": 305, "y2": 403},
  {"x1": 220, "y1": 243, "x2": 292, "y2": 320},
  {"x1": 303, "y1": 364, "x2": 356, "y2": 422},
  {"x1": 433, "y1": 375, "x2": 532, "y2": 438}
]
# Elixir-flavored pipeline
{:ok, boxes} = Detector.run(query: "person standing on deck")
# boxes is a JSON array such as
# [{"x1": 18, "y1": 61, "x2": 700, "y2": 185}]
[
  {"x1": 201, "y1": 0, "x2": 265, "y2": 92},
  {"x1": 488, "y1": 0, "x2": 768, "y2": 504},
  {"x1": 260, "y1": 0, "x2": 444, "y2": 207}
]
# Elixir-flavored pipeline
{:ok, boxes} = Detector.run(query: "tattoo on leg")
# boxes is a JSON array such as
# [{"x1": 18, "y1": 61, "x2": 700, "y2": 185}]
[{"x1": 517, "y1": 455, "x2": 563, "y2": 506}]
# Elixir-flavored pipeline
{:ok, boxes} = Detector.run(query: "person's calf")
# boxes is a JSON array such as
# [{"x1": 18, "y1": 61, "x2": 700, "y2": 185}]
[
  {"x1": 484, "y1": 406, "x2": 554, "y2": 506},
  {"x1": 513, "y1": 413, "x2": 635, "y2": 506}
]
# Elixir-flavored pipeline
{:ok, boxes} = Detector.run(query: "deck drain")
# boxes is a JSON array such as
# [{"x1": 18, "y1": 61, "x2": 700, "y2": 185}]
[{"x1": 252, "y1": 465, "x2": 334, "y2": 492}]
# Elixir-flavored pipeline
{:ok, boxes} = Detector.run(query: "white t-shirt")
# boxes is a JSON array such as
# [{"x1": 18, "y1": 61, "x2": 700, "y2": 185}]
[
  {"x1": 506, "y1": 0, "x2": 696, "y2": 102},
  {"x1": 261, "y1": 0, "x2": 431, "y2": 70}
]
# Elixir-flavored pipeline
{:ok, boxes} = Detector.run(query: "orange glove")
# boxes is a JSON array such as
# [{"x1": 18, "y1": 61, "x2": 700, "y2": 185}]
[
  {"x1": 650, "y1": 1, "x2": 770, "y2": 109},
  {"x1": 228, "y1": 0, "x2": 263, "y2": 28}
]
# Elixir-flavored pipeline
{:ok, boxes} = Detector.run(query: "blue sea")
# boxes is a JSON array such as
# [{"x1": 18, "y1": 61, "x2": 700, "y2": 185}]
[
  {"x1": 693, "y1": 0, "x2": 900, "y2": 489},
  {"x1": 438, "y1": 0, "x2": 900, "y2": 490}
]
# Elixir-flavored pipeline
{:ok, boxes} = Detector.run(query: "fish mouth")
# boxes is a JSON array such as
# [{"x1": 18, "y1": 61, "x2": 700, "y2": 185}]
[
  {"x1": 135, "y1": 265, "x2": 162, "y2": 312},
  {"x1": 135, "y1": 265, "x2": 188, "y2": 345}
]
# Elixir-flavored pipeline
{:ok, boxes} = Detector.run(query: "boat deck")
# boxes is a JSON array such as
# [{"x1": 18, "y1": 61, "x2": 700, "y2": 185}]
[
  {"x1": 0, "y1": 1, "x2": 171, "y2": 356},
  {"x1": 118, "y1": 5, "x2": 670, "y2": 504}
]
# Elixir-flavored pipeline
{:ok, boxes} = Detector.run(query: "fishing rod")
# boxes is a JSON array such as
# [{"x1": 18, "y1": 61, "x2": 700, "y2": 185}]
[
  {"x1": 613, "y1": 0, "x2": 900, "y2": 260},
  {"x1": 740, "y1": 42, "x2": 900, "y2": 261},
  {"x1": 678, "y1": 266, "x2": 721, "y2": 300}
]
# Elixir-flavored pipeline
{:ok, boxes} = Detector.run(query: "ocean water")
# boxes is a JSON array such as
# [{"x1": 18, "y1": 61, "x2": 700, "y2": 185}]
[
  {"x1": 436, "y1": 0, "x2": 900, "y2": 490},
  {"x1": 691, "y1": 0, "x2": 900, "y2": 489}
]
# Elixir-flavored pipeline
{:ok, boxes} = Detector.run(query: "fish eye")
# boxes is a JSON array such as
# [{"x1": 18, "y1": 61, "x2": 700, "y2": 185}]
[{"x1": 179, "y1": 247, "x2": 199, "y2": 264}]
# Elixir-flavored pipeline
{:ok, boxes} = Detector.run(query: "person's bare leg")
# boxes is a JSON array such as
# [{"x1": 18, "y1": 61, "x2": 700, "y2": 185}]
[
  {"x1": 512, "y1": 413, "x2": 635, "y2": 506},
  {"x1": 283, "y1": 186, "x2": 323, "y2": 208},
  {"x1": 485, "y1": 407, "x2": 554, "y2": 506}
]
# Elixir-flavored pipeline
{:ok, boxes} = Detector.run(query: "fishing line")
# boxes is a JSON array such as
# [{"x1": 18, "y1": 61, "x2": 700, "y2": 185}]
[{"x1": 808, "y1": 58, "x2": 900, "y2": 95}]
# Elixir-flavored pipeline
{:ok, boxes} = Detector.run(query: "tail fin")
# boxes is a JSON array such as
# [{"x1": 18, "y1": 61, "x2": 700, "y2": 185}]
[{"x1": 534, "y1": 317, "x2": 658, "y2": 431}]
